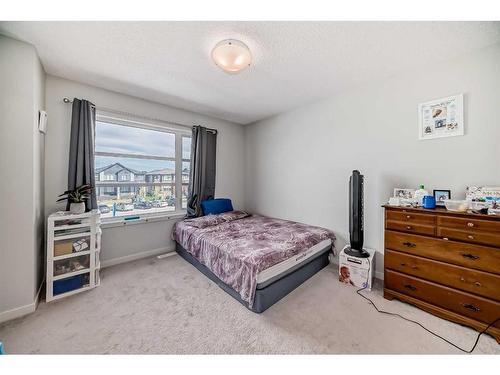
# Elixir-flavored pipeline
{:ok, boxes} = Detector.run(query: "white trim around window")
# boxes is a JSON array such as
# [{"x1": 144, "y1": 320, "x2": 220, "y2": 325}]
[{"x1": 95, "y1": 110, "x2": 191, "y2": 223}]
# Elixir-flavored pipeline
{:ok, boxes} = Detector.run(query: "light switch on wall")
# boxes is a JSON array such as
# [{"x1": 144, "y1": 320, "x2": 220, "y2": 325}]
[{"x1": 38, "y1": 110, "x2": 47, "y2": 134}]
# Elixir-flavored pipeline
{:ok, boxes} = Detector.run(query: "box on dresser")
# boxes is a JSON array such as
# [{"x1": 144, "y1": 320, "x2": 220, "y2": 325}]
[{"x1": 383, "y1": 205, "x2": 500, "y2": 343}]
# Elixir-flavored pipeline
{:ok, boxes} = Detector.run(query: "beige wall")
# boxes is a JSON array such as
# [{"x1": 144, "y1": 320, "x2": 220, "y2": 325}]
[
  {"x1": 33, "y1": 52, "x2": 46, "y2": 292},
  {"x1": 244, "y1": 44, "x2": 500, "y2": 278},
  {"x1": 44, "y1": 76, "x2": 246, "y2": 263},
  {"x1": 0, "y1": 36, "x2": 45, "y2": 321}
]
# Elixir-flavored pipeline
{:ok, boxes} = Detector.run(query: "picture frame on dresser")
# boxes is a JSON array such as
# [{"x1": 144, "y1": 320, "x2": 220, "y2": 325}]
[
  {"x1": 433, "y1": 189, "x2": 451, "y2": 206},
  {"x1": 393, "y1": 188, "x2": 415, "y2": 199},
  {"x1": 383, "y1": 205, "x2": 500, "y2": 344}
]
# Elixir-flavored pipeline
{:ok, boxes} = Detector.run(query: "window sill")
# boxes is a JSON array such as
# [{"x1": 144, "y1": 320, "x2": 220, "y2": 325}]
[{"x1": 101, "y1": 211, "x2": 186, "y2": 229}]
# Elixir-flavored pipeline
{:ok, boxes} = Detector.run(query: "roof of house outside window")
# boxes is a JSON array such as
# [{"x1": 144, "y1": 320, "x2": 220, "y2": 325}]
[
  {"x1": 95, "y1": 162, "x2": 146, "y2": 175},
  {"x1": 96, "y1": 163, "x2": 189, "y2": 176}
]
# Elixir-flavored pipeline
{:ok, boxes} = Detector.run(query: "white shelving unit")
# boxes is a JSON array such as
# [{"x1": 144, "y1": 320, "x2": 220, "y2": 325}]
[{"x1": 46, "y1": 210, "x2": 101, "y2": 302}]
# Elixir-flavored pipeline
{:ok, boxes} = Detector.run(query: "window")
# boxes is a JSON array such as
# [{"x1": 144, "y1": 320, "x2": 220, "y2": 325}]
[
  {"x1": 181, "y1": 136, "x2": 191, "y2": 209},
  {"x1": 94, "y1": 113, "x2": 191, "y2": 219}
]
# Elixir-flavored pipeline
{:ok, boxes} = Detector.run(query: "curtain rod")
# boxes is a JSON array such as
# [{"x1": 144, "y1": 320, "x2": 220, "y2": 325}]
[{"x1": 62, "y1": 97, "x2": 218, "y2": 134}]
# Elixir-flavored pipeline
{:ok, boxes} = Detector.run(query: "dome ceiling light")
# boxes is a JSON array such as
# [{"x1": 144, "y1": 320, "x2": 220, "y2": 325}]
[{"x1": 211, "y1": 39, "x2": 252, "y2": 73}]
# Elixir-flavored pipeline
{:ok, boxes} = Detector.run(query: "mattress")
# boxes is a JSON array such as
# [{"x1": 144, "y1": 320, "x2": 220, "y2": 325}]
[
  {"x1": 256, "y1": 239, "x2": 332, "y2": 288},
  {"x1": 172, "y1": 211, "x2": 336, "y2": 307},
  {"x1": 176, "y1": 242, "x2": 331, "y2": 313}
]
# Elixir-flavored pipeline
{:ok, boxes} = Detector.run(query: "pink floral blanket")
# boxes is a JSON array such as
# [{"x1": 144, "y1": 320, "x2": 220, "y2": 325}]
[{"x1": 172, "y1": 211, "x2": 335, "y2": 307}]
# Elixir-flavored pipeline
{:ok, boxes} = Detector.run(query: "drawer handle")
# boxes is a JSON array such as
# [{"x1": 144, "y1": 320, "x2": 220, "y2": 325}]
[
  {"x1": 404, "y1": 284, "x2": 417, "y2": 291},
  {"x1": 461, "y1": 253, "x2": 479, "y2": 260},
  {"x1": 406, "y1": 215, "x2": 411, "y2": 219},
  {"x1": 467, "y1": 222, "x2": 475, "y2": 227},
  {"x1": 402, "y1": 241, "x2": 416, "y2": 248},
  {"x1": 406, "y1": 226, "x2": 412, "y2": 230},
  {"x1": 467, "y1": 235, "x2": 475, "y2": 240},
  {"x1": 462, "y1": 303, "x2": 481, "y2": 312},
  {"x1": 459, "y1": 277, "x2": 480, "y2": 286},
  {"x1": 399, "y1": 263, "x2": 418, "y2": 270}
]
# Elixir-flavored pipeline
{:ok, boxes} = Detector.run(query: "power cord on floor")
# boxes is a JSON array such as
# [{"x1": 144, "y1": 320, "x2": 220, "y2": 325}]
[{"x1": 354, "y1": 256, "x2": 499, "y2": 353}]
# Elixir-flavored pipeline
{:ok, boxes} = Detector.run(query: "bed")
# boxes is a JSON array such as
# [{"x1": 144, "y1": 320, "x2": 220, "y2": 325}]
[{"x1": 172, "y1": 211, "x2": 335, "y2": 313}]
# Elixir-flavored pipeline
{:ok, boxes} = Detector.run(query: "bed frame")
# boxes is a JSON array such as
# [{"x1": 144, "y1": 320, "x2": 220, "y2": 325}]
[{"x1": 175, "y1": 242, "x2": 332, "y2": 313}]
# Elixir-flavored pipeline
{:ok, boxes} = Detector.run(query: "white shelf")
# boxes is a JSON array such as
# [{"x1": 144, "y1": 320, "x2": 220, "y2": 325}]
[
  {"x1": 53, "y1": 250, "x2": 91, "y2": 261},
  {"x1": 53, "y1": 268, "x2": 91, "y2": 281},
  {"x1": 54, "y1": 223, "x2": 92, "y2": 231},
  {"x1": 51, "y1": 285, "x2": 93, "y2": 301},
  {"x1": 46, "y1": 210, "x2": 101, "y2": 302},
  {"x1": 50, "y1": 210, "x2": 100, "y2": 221},
  {"x1": 54, "y1": 231, "x2": 91, "y2": 241}
]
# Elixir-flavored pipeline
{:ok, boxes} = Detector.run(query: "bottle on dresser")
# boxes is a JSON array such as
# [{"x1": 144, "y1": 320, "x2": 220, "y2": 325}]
[{"x1": 414, "y1": 184, "x2": 429, "y2": 207}]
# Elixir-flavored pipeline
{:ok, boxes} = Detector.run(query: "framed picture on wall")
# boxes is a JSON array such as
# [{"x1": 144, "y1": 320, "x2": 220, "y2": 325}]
[{"x1": 418, "y1": 94, "x2": 464, "y2": 140}]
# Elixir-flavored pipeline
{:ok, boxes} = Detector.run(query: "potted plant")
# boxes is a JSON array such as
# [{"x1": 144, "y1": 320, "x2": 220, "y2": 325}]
[{"x1": 57, "y1": 184, "x2": 93, "y2": 214}]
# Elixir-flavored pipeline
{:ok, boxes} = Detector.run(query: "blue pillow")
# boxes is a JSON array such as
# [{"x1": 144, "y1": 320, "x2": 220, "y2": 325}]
[{"x1": 201, "y1": 198, "x2": 233, "y2": 215}]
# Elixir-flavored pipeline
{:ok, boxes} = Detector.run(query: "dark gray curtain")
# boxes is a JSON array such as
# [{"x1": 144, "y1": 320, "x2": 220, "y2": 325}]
[
  {"x1": 187, "y1": 126, "x2": 217, "y2": 217},
  {"x1": 67, "y1": 98, "x2": 97, "y2": 211}
]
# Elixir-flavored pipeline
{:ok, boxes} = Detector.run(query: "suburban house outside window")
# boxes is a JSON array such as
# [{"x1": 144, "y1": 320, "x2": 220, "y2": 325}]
[{"x1": 94, "y1": 112, "x2": 191, "y2": 219}]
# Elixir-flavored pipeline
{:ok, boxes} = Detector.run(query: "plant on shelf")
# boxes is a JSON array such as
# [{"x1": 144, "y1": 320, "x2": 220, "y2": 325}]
[{"x1": 57, "y1": 184, "x2": 93, "y2": 214}]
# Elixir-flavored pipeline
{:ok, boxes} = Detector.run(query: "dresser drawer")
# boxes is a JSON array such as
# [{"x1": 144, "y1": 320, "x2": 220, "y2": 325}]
[
  {"x1": 386, "y1": 221, "x2": 435, "y2": 236},
  {"x1": 438, "y1": 227, "x2": 500, "y2": 248},
  {"x1": 386, "y1": 210, "x2": 436, "y2": 225},
  {"x1": 384, "y1": 230, "x2": 500, "y2": 275},
  {"x1": 385, "y1": 270, "x2": 500, "y2": 326},
  {"x1": 385, "y1": 250, "x2": 500, "y2": 301},
  {"x1": 438, "y1": 216, "x2": 500, "y2": 232}
]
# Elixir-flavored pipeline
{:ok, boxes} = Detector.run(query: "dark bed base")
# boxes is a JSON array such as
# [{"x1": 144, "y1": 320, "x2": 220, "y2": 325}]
[{"x1": 175, "y1": 242, "x2": 331, "y2": 313}]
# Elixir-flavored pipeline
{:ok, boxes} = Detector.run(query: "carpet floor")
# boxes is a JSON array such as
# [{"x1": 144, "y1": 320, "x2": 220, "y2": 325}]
[{"x1": 0, "y1": 254, "x2": 498, "y2": 354}]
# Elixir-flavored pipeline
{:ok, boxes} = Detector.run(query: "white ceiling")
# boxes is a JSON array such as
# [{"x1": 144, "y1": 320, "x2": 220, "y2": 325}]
[{"x1": 1, "y1": 22, "x2": 499, "y2": 124}]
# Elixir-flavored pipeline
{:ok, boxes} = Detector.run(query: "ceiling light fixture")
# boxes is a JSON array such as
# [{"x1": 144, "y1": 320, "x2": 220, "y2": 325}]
[{"x1": 211, "y1": 39, "x2": 252, "y2": 73}]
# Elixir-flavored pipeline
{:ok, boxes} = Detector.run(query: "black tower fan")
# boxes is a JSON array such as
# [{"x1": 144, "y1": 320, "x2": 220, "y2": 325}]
[{"x1": 345, "y1": 170, "x2": 370, "y2": 258}]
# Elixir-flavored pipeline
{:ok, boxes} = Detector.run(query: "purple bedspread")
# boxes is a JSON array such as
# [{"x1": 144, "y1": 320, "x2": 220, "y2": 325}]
[{"x1": 172, "y1": 211, "x2": 335, "y2": 307}]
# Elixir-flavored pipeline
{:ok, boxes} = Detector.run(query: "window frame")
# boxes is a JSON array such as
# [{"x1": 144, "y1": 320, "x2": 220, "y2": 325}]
[
  {"x1": 95, "y1": 110, "x2": 191, "y2": 221},
  {"x1": 181, "y1": 135, "x2": 192, "y2": 208}
]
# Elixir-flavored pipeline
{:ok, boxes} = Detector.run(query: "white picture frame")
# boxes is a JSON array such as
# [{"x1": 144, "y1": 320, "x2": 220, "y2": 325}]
[
  {"x1": 393, "y1": 188, "x2": 415, "y2": 199},
  {"x1": 418, "y1": 94, "x2": 464, "y2": 140}
]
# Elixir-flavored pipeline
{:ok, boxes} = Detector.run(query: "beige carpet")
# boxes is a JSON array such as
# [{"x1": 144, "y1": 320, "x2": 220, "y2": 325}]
[{"x1": 0, "y1": 254, "x2": 498, "y2": 354}]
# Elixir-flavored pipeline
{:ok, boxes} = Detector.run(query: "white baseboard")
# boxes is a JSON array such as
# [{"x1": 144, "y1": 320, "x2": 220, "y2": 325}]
[
  {"x1": 0, "y1": 302, "x2": 36, "y2": 324},
  {"x1": 34, "y1": 280, "x2": 43, "y2": 309},
  {"x1": 101, "y1": 246, "x2": 175, "y2": 268},
  {"x1": 0, "y1": 282, "x2": 43, "y2": 324}
]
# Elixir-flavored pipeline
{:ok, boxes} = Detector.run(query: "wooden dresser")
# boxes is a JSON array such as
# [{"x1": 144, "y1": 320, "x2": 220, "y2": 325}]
[{"x1": 383, "y1": 205, "x2": 500, "y2": 343}]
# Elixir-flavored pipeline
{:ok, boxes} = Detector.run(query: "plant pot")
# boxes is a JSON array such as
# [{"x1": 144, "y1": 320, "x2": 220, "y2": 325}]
[{"x1": 70, "y1": 202, "x2": 86, "y2": 214}]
